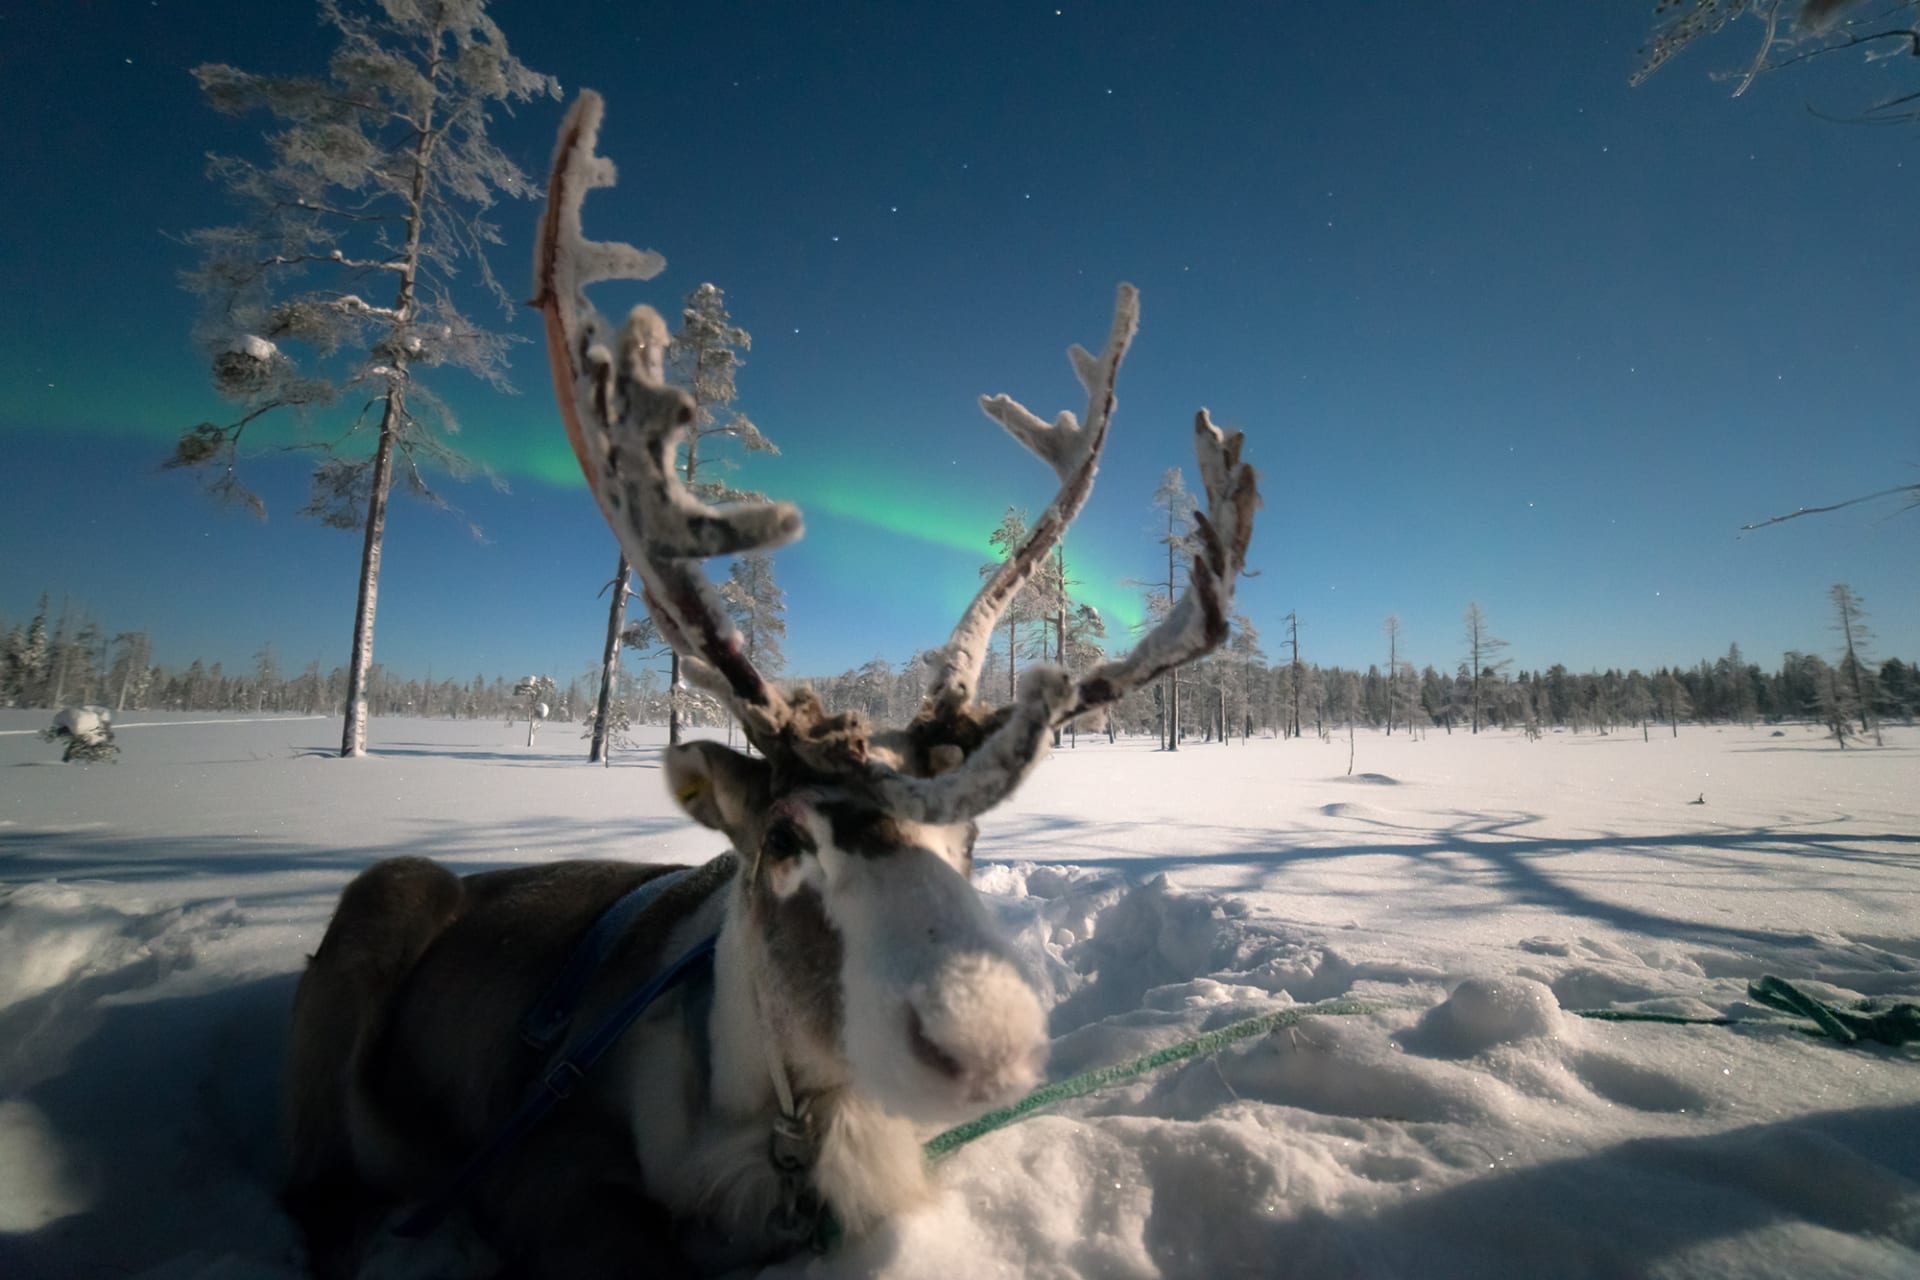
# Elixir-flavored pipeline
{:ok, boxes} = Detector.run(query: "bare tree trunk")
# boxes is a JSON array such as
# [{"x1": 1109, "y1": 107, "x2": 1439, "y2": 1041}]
[
  {"x1": 668, "y1": 651, "x2": 682, "y2": 745},
  {"x1": 669, "y1": 392, "x2": 701, "y2": 749},
  {"x1": 1835, "y1": 593, "x2": 1873, "y2": 736},
  {"x1": 1286, "y1": 611, "x2": 1301, "y2": 740},
  {"x1": 589, "y1": 553, "x2": 630, "y2": 765},
  {"x1": 1053, "y1": 544, "x2": 1066, "y2": 748},
  {"x1": 339, "y1": 82, "x2": 434, "y2": 759},
  {"x1": 340, "y1": 400, "x2": 400, "y2": 757},
  {"x1": 1163, "y1": 505, "x2": 1180, "y2": 751},
  {"x1": 1385, "y1": 620, "x2": 1398, "y2": 736}
]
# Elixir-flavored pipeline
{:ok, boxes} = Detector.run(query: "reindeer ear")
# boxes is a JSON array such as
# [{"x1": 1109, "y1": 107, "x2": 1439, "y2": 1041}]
[{"x1": 665, "y1": 741, "x2": 769, "y2": 840}]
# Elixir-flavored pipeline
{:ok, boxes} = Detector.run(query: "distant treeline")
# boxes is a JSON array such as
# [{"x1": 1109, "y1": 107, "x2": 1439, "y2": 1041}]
[
  {"x1": 3, "y1": 598, "x2": 1910, "y2": 742},
  {"x1": 793, "y1": 644, "x2": 1915, "y2": 745}
]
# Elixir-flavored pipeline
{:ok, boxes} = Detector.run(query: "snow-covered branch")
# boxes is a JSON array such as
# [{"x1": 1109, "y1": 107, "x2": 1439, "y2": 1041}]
[{"x1": 257, "y1": 251, "x2": 406, "y2": 274}]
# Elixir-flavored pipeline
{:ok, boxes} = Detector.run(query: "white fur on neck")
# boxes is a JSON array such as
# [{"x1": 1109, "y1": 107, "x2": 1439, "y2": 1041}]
[{"x1": 631, "y1": 870, "x2": 936, "y2": 1254}]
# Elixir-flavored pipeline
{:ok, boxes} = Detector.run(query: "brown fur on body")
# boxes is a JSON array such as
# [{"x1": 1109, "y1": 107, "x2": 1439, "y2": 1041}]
[{"x1": 284, "y1": 853, "x2": 737, "y2": 1279}]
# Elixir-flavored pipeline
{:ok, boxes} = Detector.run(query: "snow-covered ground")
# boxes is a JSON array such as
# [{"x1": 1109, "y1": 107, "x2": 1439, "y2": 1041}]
[{"x1": 2, "y1": 710, "x2": 1916, "y2": 1279}]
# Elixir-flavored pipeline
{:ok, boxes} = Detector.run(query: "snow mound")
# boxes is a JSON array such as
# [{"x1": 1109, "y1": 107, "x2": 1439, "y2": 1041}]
[
  {"x1": 1404, "y1": 976, "x2": 1565, "y2": 1058},
  {"x1": 50, "y1": 706, "x2": 111, "y2": 740},
  {"x1": 978, "y1": 868, "x2": 1445, "y2": 1069},
  {"x1": 0, "y1": 883, "x2": 293, "y2": 1280},
  {"x1": 0, "y1": 882, "x2": 235, "y2": 1015}
]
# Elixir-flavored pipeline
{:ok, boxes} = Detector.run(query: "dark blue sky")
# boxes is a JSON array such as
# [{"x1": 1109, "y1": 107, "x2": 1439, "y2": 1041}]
[{"x1": 2, "y1": 0, "x2": 1914, "y2": 686}]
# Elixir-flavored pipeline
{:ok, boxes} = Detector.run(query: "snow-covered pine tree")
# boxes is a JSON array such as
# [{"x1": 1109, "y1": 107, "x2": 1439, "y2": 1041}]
[
  {"x1": 512, "y1": 674, "x2": 556, "y2": 747},
  {"x1": 167, "y1": 0, "x2": 558, "y2": 758},
  {"x1": 1463, "y1": 602, "x2": 1509, "y2": 734},
  {"x1": 1150, "y1": 468, "x2": 1197, "y2": 750},
  {"x1": 721, "y1": 553, "x2": 787, "y2": 675},
  {"x1": 1830, "y1": 582, "x2": 1881, "y2": 742},
  {"x1": 3, "y1": 597, "x2": 51, "y2": 707},
  {"x1": 42, "y1": 707, "x2": 118, "y2": 764},
  {"x1": 1719, "y1": 642, "x2": 1757, "y2": 727},
  {"x1": 1060, "y1": 597, "x2": 1108, "y2": 745},
  {"x1": 591, "y1": 282, "x2": 778, "y2": 753},
  {"x1": 981, "y1": 507, "x2": 1042, "y2": 702},
  {"x1": 253, "y1": 642, "x2": 281, "y2": 713},
  {"x1": 1383, "y1": 615, "x2": 1403, "y2": 735},
  {"x1": 1282, "y1": 611, "x2": 1303, "y2": 739},
  {"x1": 1027, "y1": 542, "x2": 1102, "y2": 744},
  {"x1": 715, "y1": 552, "x2": 788, "y2": 752},
  {"x1": 109, "y1": 631, "x2": 153, "y2": 712},
  {"x1": 1658, "y1": 668, "x2": 1690, "y2": 737},
  {"x1": 856, "y1": 657, "x2": 897, "y2": 725},
  {"x1": 1229, "y1": 612, "x2": 1265, "y2": 742}
]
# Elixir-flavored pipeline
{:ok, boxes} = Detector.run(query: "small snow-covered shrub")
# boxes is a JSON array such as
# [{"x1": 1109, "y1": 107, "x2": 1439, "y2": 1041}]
[{"x1": 41, "y1": 706, "x2": 118, "y2": 763}]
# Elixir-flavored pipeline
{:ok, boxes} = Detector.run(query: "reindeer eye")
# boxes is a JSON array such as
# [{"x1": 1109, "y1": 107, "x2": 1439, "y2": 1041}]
[{"x1": 764, "y1": 821, "x2": 807, "y2": 861}]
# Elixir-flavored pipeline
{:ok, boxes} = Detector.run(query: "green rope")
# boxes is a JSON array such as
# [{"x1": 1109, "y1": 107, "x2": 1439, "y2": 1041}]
[
  {"x1": 924, "y1": 998, "x2": 1383, "y2": 1159},
  {"x1": 1571, "y1": 1009, "x2": 1737, "y2": 1028},
  {"x1": 923, "y1": 977, "x2": 1918, "y2": 1162},
  {"x1": 1745, "y1": 975, "x2": 1920, "y2": 1046},
  {"x1": 1575, "y1": 977, "x2": 1920, "y2": 1045}
]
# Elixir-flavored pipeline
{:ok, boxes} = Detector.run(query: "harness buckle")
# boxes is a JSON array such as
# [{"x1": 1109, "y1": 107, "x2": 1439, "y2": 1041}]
[
  {"x1": 765, "y1": 1100, "x2": 826, "y2": 1249},
  {"x1": 768, "y1": 1105, "x2": 815, "y2": 1174},
  {"x1": 542, "y1": 1060, "x2": 585, "y2": 1100}
]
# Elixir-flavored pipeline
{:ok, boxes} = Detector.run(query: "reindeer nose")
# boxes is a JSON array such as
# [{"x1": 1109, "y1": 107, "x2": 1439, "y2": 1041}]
[{"x1": 907, "y1": 952, "x2": 1048, "y2": 1105}]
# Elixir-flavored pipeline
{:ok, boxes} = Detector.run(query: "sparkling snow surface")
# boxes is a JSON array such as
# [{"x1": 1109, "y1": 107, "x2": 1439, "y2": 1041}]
[{"x1": 1, "y1": 712, "x2": 1916, "y2": 1279}]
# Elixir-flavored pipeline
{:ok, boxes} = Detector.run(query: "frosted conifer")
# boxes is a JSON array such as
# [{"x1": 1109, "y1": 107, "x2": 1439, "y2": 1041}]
[{"x1": 168, "y1": 0, "x2": 559, "y2": 757}]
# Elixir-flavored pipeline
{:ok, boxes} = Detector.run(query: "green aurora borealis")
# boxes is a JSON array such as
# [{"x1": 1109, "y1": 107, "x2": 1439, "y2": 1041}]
[{"x1": 7, "y1": 362, "x2": 1149, "y2": 644}]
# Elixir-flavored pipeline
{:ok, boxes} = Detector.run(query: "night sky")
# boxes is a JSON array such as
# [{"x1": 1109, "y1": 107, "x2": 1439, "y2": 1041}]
[{"x1": 2, "y1": 1, "x2": 1915, "y2": 687}]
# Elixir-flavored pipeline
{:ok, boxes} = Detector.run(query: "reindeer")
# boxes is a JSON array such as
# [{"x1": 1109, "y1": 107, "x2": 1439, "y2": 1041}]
[{"x1": 281, "y1": 90, "x2": 1259, "y2": 1279}]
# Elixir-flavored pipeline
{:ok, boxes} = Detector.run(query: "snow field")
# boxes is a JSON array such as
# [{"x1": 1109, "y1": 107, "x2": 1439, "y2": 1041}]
[{"x1": 1, "y1": 712, "x2": 1916, "y2": 1278}]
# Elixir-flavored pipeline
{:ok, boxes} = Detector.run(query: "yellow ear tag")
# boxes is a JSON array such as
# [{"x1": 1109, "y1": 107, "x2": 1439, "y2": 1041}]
[{"x1": 675, "y1": 779, "x2": 707, "y2": 808}]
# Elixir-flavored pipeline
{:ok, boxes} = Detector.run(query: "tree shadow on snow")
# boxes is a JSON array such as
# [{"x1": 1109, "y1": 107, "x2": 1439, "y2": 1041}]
[
  {"x1": 0, "y1": 813, "x2": 693, "y2": 900},
  {"x1": 1138, "y1": 1100, "x2": 1920, "y2": 1278},
  {"x1": 287, "y1": 741, "x2": 666, "y2": 768},
  {"x1": 983, "y1": 808, "x2": 1920, "y2": 971}
]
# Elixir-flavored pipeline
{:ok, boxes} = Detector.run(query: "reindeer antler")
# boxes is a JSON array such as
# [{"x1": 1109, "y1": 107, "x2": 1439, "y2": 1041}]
[
  {"x1": 925, "y1": 285, "x2": 1138, "y2": 712},
  {"x1": 1053, "y1": 410, "x2": 1258, "y2": 727},
  {"x1": 533, "y1": 92, "x2": 802, "y2": 746},
  {"x1": 878, "y1": 304, "x2": 1258, "y2": 823},
  {"x1": 920, "y1": 286, "x2": 1258, "y2": 733},
  {"x1": 536, "y1": 92, "x2": 1258, "y2": 817}
]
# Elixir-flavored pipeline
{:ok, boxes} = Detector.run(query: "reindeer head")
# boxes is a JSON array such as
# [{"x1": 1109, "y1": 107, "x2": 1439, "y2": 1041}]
[{"x1": 533, "y1": 92, "x2": 1258, "y2": 1123}]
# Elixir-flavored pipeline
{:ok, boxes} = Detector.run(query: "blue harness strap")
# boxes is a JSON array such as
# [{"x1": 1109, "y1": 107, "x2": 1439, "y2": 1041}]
[
  {"x1": 519, "y1": 867, "x2": 690, "y2": 1051},
  {"x1": 395, "y1": 867, "x2": 718, "y2": 1240}
]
